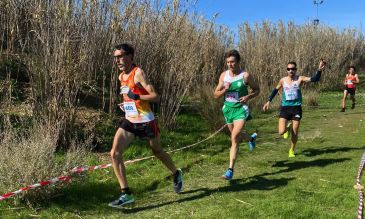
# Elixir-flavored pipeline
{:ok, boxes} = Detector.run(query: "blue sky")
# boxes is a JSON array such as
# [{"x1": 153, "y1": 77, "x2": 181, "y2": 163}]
[{"x1": 191, "y1": 0, "x2": 365, "y2": 32}]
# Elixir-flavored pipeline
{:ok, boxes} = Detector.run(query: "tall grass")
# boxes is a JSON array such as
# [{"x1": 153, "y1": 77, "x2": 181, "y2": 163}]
[
  {"x1": 238, "y1": 21, "x2": 365, "y2": 108},
  {"x1": 1, "y1": 1, "x2": 364, "y2": 133},
  {"x1": 0, "y1": 0, "x2": 231, "y2": 131}
]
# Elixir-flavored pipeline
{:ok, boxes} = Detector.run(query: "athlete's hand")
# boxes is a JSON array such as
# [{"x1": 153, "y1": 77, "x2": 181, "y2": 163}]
[
  {"x1": 240, "y1": 95, "x2": 250, "y2": 104},
  {"x1": 120, "y1": 85, "x2": 130, "y2": 94},
  {"x1": 319, "y1": 59, "x2": 326, "y2": 71},
  {"x1": 118, "y1": 103, "x2": 125, "y2": 112},
  {"x1": 121, "y1": 85, "x2": 140, "y2": 100},
  {"x1": 262, "y1": 101, "x2": 270, "y2": 111},
  {"x1": 224, "y1": 82, "x2": 230, "y2": 90}
]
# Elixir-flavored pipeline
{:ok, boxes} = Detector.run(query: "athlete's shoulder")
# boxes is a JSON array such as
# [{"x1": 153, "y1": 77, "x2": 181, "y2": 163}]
[
  {"x1": 242, "y1": 71, "x2": 250, "y2": 79},
  {"x1": 219, "y1": 71, "x2": 227, "y2": 80},
  {"x1": 118, "y1": 73, "x2": 123, "y2": 81},
  {"x1": 134, "y1": 67, "x2": 147, "y2": 79},
  {"x1": 134, "y1": 66, "x2": 144, "y2": 75}
]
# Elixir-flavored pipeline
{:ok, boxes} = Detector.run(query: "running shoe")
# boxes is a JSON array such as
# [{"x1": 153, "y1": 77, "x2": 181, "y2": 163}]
[
  {"x1": 288, "y1": 149, "x2": 296, "y2": 158},
  {"x1": 248, "y1": 133, "x2": 257, "y2": 152},
  {"x1": 283, "y1": 122, "x2": 291, "y2": 139},
  {"x1": 283, "y1": 131, "x2": 289, "y2": 139},
  {"x1": 221, "y1": 168, "x2": 233, "y2": 180},
  {"x1": 173, "y1": 169, "x2": 183, "y2": 193},
  {"x1": 340, "y1": 108, "x2": 345, "y2": 112},
  {"x1": 108, "y1": 193, "x2": 135, "y2": 208}
]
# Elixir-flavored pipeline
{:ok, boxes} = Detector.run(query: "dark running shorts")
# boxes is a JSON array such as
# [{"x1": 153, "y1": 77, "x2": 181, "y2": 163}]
[
  {"x1": 345, "y1": 87, "x2": 356, "y2": 96},
  {"x1": 118, "y1": 118, "x2": 159, "y2": 139},
  {"x1": 279, "y1": 106, "x2": 302, "y2": 121}
]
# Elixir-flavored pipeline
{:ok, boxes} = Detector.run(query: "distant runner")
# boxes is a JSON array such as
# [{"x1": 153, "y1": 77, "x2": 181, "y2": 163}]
[
  {"x1": 214, "y1": 49, "x2": 260, "y2": 180},
  {"x1": 341, "y1": 66, "x2": 359, "y2": 112},
  {"x1": 109, "y1": 43, "x2": 183, "y2": 208},
  {"x1": 263, "y1": 59, "x2": 326, "y2": 158}
]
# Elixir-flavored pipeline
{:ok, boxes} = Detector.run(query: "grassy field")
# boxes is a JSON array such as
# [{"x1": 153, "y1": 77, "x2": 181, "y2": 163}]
[{"x1": 1, "y1": 91, "x2": 364, "y2": 218}]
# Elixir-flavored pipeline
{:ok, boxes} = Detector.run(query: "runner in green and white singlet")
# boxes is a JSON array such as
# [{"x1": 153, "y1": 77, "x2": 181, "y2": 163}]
[
  {"x1": 222, "y1": 70, "x2": 251, "y2": 123},
  {"x1": 214, "y1": 49, "x2": 260, "y2": 180}
]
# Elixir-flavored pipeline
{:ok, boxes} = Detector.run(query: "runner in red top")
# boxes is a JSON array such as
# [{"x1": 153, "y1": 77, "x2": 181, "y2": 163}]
[{"x1": 341, "y1": 66, "x2": 359, "y2": 112}]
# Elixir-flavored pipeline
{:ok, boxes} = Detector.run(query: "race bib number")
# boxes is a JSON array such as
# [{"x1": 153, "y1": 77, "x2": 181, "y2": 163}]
[
  {"x1": 124, "y1": 102, "x2": 138, "y2": 117},
  {"x1": 225, "y1": 92, "x2": 239, "y2": 102},
  {"x1": 347, "y1": 80, "x2": 353, "y2": 85},
  {"x1": 120, "y1": 85, "x2": 130, "y2": 94},
  {"x1": 285, "y1": 89, "x2": 298, "y2": 101}
]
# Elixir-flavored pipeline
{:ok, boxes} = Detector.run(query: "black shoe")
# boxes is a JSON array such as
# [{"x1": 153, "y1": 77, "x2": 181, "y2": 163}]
[{"x1": 340, "y1": 108, "x2": 345, "y2": 112}]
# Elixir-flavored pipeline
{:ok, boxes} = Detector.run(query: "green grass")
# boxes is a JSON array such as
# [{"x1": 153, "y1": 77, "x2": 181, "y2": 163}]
[{"x1": 1, "y1": 91, "x2": 364, "y2": 218}]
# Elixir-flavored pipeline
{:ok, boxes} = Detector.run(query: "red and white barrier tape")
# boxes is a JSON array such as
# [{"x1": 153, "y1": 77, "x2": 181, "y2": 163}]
[
  {"x1": 355, "y1": 151, "x2": 365, "y2": 219},
  {"x1": 0, "y1": 176, "x2": 71, "y2": 201},
  {"x1": 0, "y1": 124, "x2": 227, "y2": 201}
]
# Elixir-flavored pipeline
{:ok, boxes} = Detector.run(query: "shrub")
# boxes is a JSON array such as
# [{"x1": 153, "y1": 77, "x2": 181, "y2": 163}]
[{"x1": 0, "y1": 117, "x2": 90, "y2": 202}]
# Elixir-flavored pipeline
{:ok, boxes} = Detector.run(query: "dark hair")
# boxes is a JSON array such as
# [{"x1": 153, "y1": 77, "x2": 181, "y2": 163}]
[
  {"x1": 348, "y1": 65, "x2": 356, "y2": 71},
  {"x1": 114, "y1": 43, "x2": 135, "y2": 57},
  {"x1": 287, "y1": 61, "x2": 297, "y2": 68},
  {"x1": 224, "y1": 49, "x2": 241, "y2": 62}
]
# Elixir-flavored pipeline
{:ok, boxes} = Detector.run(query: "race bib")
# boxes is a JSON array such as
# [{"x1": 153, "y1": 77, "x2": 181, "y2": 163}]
[
  {"x1": 120, "y1": 85, "x2": 130, "y2": 94},
  {"x1": 285, "y1": 88, "x2": 298, "y2": 101},
  {"x1": 225, "y1": 92, "x2": 239, "y2": 102},
  {"x1": 347, "y1": 79, "x2": 353, "y2": 85},
  {"x1": 124, "y1": 102, "x2": 138, "y2": 117}
]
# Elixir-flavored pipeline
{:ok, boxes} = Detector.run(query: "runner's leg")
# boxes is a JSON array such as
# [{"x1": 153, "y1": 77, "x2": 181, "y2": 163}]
[
  {"x1": 341, "y1": 90, "x2": 348, "y2": 111},
  {"x1": 149, "y1": 136, "x2": 177, "y2": 173},
  {"x1": 290, "y1": 120, "x2": 300, "y2": 152},
  {"x1": 229, "y1": 119, "x2": 245, "y2": 169},
  {"x1": 110, "y1": 128, "x2": 135, "y2": 190},
  {"x1": 278, "y1": 118, "x2": 288, "y2": 136}
]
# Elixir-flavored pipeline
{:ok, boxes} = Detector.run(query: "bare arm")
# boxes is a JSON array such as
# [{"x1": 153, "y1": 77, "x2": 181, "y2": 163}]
[
  {"x1": 213, "y1": 72, "x2": 228, "y2": 98},
  {"x1": 240, "y1": 72, "x2": 260, "y2": 103},
  {"x1": 134, "y1": 69, "x2": 160, "y2": 102},
  {"x1": 354, "y1": 74, "x2": 360, "y2": 84}
]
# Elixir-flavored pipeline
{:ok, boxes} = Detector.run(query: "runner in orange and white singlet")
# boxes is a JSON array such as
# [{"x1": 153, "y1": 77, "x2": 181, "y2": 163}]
[
  {"x1": 119, "y1": 66, "x2": 155, "y2": 123},
  {"x1": 108, "y1": 43, "x2": 183, "y2": 208},
  {"x1": 341, "y1": 66, "x2": 359, "y2": 112}
]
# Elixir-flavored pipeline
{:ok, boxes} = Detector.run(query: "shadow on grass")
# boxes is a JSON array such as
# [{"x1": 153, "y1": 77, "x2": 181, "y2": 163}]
[
  {"x1": 45, "y1": 157, "x2": 206, "y2": 211},
  {"x1": 38, "y1": 156, "x2": 350, "y2": 215},
  {"x1": 114, "y1": 158, "x2": 351, "y2": 213},
  {"x1": 251, "y1": 157, "x2": 352, "y2": 179},
  {"x1": 301, "y1": 146, "x2": 364, "y2": 157},
  {"x1": 341, "y1": 111, "x2": 365, "y2": 115},
  {"x1": 120, "y1": 176, "x2": 294, "y2": 214}
]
